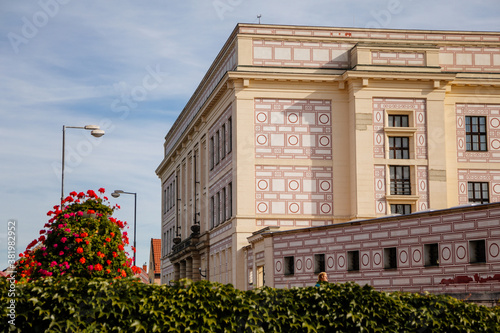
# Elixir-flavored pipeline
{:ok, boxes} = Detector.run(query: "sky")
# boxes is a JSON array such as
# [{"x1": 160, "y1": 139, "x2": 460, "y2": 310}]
[{"x1": 1, "y1": 0, "x2": 500, "y2": 272}]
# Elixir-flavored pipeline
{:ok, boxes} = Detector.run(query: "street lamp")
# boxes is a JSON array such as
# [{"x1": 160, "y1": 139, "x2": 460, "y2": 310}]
[
  {"x1": 61, "y1": 125, "x2": 105, "y2": 204},
  {"x1": 112, "y1": 190, "x2": 137, "y2": 266}
]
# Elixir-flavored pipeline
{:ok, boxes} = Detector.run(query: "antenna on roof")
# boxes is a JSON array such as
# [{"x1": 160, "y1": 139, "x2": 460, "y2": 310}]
[{"x1": 257, "y1": 14, "x2": 261, "y2": 24}]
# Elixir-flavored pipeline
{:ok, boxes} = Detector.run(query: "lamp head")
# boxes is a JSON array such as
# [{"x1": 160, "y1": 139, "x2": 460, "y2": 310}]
[
  {"x1": 91, "y1": 129, "x2": 105, "y2": 137},
  {"x1": 84, "y1": 125, "x2": 100, "y2": 130},
  {"x1": 111, "y1": 190, "x2": 124, "y2": 198}
]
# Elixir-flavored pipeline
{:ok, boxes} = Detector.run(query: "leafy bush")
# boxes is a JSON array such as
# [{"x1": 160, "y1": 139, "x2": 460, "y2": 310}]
[
  {"x1": 14, "y1": 189, "x2": 138, "y2": 282},
  {"x1": 1, "y1": 278, "x2": 499, "y2": 332}
]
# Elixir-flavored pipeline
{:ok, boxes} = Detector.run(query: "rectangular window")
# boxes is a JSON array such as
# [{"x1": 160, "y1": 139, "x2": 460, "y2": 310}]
[
  {"x1": 221, "y1": 124, "x2": 226, "y2": 159},
  {"x1": 389, "y1": 137, "x2": 409, "y2": 159},
  {"x1": 468, "y1": 182, "x2": 489, "y2": 204},
  {"x1": 390, "y1": 204, "x2": 411, "y2": 215},
  {"x1": 227, "y1": 117, "x2": 232, "y2": 154},
  {"x1": 390, "y1": 166, "x2": 411, "y2": 195},
  {"x1": 209, "y1": 137, "x2": 214, "y2": 170},
  {"x1": 210, "y1": 196, "x2": 215, "y2": 229},
  {"x1": 314, "y1": 254, "x2": 325, "y2": 274},
  {"x1": 216, "y1": 192, "x2": 220, "y2": 227},
  {"x1": 347, "y1": 251, "x2": 360, "y2": 271},
  {"x1": 388, "y1": 114, "x2": 409, "y2": 127},
  {"x1": 215, "y1": 131, "x2": 220, "y2": 165},
  {"x1": 222, "y1": 187, "x2": 226, "y2": 222},
  {"x1": 469, "y1": 240, "x2": 486, "y2": 263},
  {"x1": 228, "y1": 182, "x2": 232, "y2": 218},
  {"x1": 284, "y1": 256, "x2": 294, "y2": 275},
  {"x1": 424, "y1": 243, "x2": 439, "y2": 267},
  {"x1": 384, "y1": 247, "x2": 397, "y2": 269},
  {"x1": 465, "y1": 116, "x2": 487, "y2": 151},
  {"x1": 164, "y1": 188, "x2": 168, "y2": 213}
]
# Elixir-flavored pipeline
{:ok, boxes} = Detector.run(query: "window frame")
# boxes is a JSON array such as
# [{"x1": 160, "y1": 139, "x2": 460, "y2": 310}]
[
  {"x1": 384, "y1": 247, "x2": 398, "y2": 269},
  {"x1": 424, "y1": 243, "x2": 439, "y2": 267},
  {"x1": 468, "y1": 182, "x2": 490, "y2": 204},
  {"x1": 284, "y1": 256, "x2": 295, "y2": 276},
  {"x1": 347, "y1": 250, "x2": 360, "y2": 272},
  {"x1": 389, "y1": 165, "x2": 411, "y2": 195},
  {"x1": 465, "y1": 116, "x2": 487, "y2": 152},
  {"x1": 314, "y1": 254, "x2": 325, "y2": 274},
  {"x1": 469, "y1": 239, "x2": 487, "y2": 264},
  {"x1": 388, "y1": 136, "x2": 410, "y2": 159}
]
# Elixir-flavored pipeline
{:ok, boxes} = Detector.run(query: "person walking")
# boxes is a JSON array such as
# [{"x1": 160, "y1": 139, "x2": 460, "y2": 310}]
[{"x1": 315, "y1": 272, "x2": 328, "y2": 287}]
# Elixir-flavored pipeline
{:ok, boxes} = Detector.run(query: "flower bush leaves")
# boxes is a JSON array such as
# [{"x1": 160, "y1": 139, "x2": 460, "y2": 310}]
[
  {"x1": 2, "y1": 278, "x2": 499, "y2": 332},
  {"x1": 14, "y1": 189, "x2": 136, "y2": 282}
]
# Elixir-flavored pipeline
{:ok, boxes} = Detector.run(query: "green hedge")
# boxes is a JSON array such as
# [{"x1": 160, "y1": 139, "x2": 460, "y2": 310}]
[{"x1": 2, "y1": 277, "x2": 499, "y2": 332}]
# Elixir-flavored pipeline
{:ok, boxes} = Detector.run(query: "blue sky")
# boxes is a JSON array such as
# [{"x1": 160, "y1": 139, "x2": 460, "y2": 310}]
[{"x1": 1, "y1": 0, "x2": 500, "y2": 271}]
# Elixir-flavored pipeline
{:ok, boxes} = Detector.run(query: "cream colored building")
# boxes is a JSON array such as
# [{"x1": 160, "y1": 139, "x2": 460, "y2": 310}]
[{"x1": 155, "y1": 24, "x2": 500, "y2": 289}]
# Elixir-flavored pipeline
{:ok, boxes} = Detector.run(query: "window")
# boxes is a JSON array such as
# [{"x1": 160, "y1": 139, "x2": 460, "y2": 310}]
[
  {"x1": 221, "y1": 124, "x2": 226, "y2": 159},
  {"x1": 468, "y1": 182, "x2": 489, "y2": 204},
  {"x1": 384, "y1": 247, "x2": 397, "y2": 269},
  {"x1": 465, "y1": 116, "x2": 487, "y2": 151},
  {"x1": 210, "y1": 196, "x2": 215, "y2": 229},
  {"x1": 209, "y1": 137, "x2": 214, "y2": 170},
  {"x1": 424, "y1": 243, "x2": 439, "y2": 267},
  {"x1": 284, "y1": 256, "x2": 294, "y2": 275},
  {"x1": 390, "y1": 166, "x2": 411, "y2": 195},
  {"x1": 228, "y1": 182, "x2": 233, "y2": 218},
  {"x1": 227, "y1": 117, "x2": 232, "y2": 154},
  {"x1": 215, "y1": 131, "x2": 220, "y2": 165},
  {"x1": 222, "y1": 187, "x2": 226, "y2": 222},
  {"x1": 347, "y1": 251, "x2": 360, "y2": 271},
  {"x1": 390, "y1": 204, "x2": 411, "y2": 215},
  {"x1": 216, "y1": 192, "x2": 220, "y2": 226},
  {"x1": 469, "y1": 240, "x2": 486, "y2": 263},
  {"x1": 388, "y1": 114, "x2": 409, "y2": 127},
  {"x1": 164, "y1": 188, "x2": 167, "y2": 213},
  {"x1": 389, "y1": 137, "x2": 409, "y2": 159},
  {"x1": 314, "y1": 254, "x2": 325, "y2": 273}
]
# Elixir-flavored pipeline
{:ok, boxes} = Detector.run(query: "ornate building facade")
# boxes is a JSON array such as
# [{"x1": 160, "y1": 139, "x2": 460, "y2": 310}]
[{"x1": 156, "y1": 24, "x2": 500, "y2": 291}]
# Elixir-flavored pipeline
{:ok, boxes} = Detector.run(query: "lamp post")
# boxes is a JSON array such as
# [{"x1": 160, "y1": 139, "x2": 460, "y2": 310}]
[
  {"x1": 61, "y1": 125, "x2": 105, "y2": 205},
  {"x1": 112, "y1": 190, "x2": 137, "y2": 266}
]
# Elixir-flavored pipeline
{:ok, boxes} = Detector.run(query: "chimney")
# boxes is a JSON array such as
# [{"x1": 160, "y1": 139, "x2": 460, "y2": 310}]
[{"x1": 142, "y1": 264, "x2": 147, "y2": 273}]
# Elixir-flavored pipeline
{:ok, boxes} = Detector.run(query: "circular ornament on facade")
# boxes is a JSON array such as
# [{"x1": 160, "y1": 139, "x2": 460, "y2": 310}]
[
  {"x1": 458, "y1": 138, "x2": 464, "y2": 149},
  {"x1": 327, "y1": 256, "x2": 334, "y2": 268},
  {"x1": 490, "y1": 243, "x2": 500, "y2": 258},
  {"x1": 459, "y1": 183, "x2": 466, "y2": 194},
  {"x1": 338, "y1": 255, "x2": 345, "y2": 268},
  {"x1": 288, "y1": 113, "x2": 299, "y2": 123},
  {"x1": 420, "y1": 180, "x2": 426, "y2": 191},
  {"x1": 492, "y1": 139, "x2": 500, "y2": 150},
  {"x1": 418, "y1": 112, "x2": 424, "y2": 123},
  {"x1": 257, "y1": 180, "x2": 269, "y2": 190},
  {"x1": 442, "y1": 247, "x2": 451, "y2": 261},
  {"x1": 418, "y1": 135, "x2": 425, "y2": 146},
  {"x1": 400, "y1": 250, "x2": 408, "y2": 264},
  {"x1": 276, "y1": 260, "x2": 282, "y2": 272},
  {"x1": 320, "y1": 203, "x2": 332, "y2": 214},
  {"x1": 289, "y1": 180, "x2": 300, "y2": 191},
  {"x1": 319, "y1": 136, "x2": 330, "y2": 147},
  {"x1": 420, "y1": 203, "x2": 427, "y2": 211},
  {"x1": 257, "y1": 202, "x2": 268, "y2": 213},
  {"x1": 289, "y1": 203, "x2": 300, "y2": 213},
  {"x1": 491, "y1": 118, "x2": 500, "y2": 128},
  {"x1": 319, "y1": 114, "x2": 330, "y2": 124},
  {"x1": 306, "y1": 258, "x2": 313, "y2": 270},
  {"x1": 257, "y1": 135, "x2": 268, "y2": 145},
  {"x1": 374, "y1": 253, "x2": 381, "y2": 266},
  {"x1": 413, "y1": 249, "x2": 422, "y2": 263},
  {"x1": 493, "y1": 184, "x2": 500, "y2": 194},
  {"x1": 376, "y1": 134, "x2": 382, "y2": 144},
  {"x1": 375, "y1": 111, "x2": 382, "y2": 123},
  {"x1": 296, "y1": 259, "x2": 302, "y2": 271},
  {"x1": 458, "y1": 117, "x2": 463, "y2": 128},
  {"x1": 377, "y1": 202, "x2": 384, "y2": 213},
  {"x1": 256, "y1": 112, "x2": 268, "y2": 123},
  {"x1": 377, "y1": 180, "x2": 383, "y2": 190},
  {"x1": 456, "y1": 245, "x2": 466, "y2": 260},
  {"x1": 320, "y1": 181, "x2": 331, "y2": 191},
  {"x1": 362, "y1": 254, "x2": 369, "y2": 266},
  {"x1": 288, "y1": 135, "x2": 299, "y2": 145}
]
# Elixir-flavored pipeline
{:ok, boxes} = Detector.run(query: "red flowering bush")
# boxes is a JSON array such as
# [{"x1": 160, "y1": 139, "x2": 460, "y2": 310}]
[{"x1": 15, "y1": 189, "x2": 137, "y2": 282}]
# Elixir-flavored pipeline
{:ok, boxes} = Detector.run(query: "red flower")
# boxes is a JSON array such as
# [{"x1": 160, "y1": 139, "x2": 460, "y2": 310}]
[
  {"x1": 110, "y1": 232, "x2": 115, "y2": 238},
  {"x1": 118, "y1": 244, "x2": 124, "y2": 251},
  {"x1": 105, "y1": 237, "x2": 111, "y2": 242},
  {"x1": 69, "y1": 191, "x2": 78, "y2": 197},
  {"x1": 95, "y1": 264, "x2": 103, "y2": 271},
  {"x1": 98, "y1": 188, "x2": 105, "y2": 194},
  {"x1": 75, "y1": 238, "x2": 82, "y2": 243},
  {"x1": 77, "y1": 247, "x2": 83, "y2": 254},
  {"x1": 79, "y1": 257, "x2": 86, "y2": 264}
]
